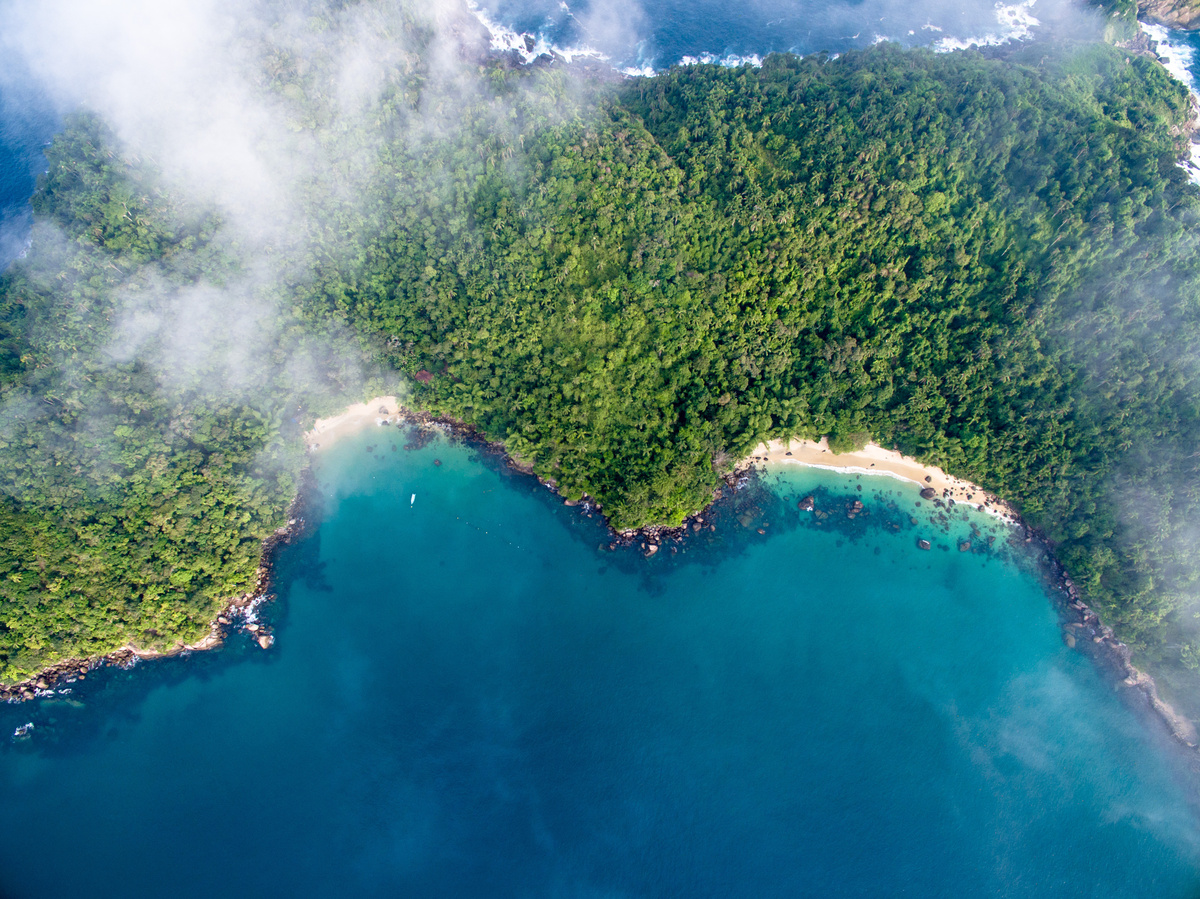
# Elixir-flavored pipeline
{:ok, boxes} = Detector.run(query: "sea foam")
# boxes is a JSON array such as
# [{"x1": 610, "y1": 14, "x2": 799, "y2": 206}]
[{"x1": 1142, "y1": 23, "x2": 1200, "y2": 184}]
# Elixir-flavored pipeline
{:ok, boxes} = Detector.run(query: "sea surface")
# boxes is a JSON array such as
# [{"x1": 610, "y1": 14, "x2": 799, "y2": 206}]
[
  {"x1": 2, "y1": 427, "x2": 1200, "y2": 897},
  {"x1": 0, "y1": 71, "x2": 54, "y2": 270},
  {"x1": 3, "y1": 4, "x2": 1200, "y2": 896}
]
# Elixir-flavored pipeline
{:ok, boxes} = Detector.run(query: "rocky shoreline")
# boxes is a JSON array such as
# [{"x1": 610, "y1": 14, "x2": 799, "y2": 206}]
[
  {"x1": 1139, "y1": 0, "x2": 1200, "y2": 31},
  {"x1": 0, "y1": 469, "x2": 319, "y2": 705},
  {"x1": 6, "y1": 407, "x2": 1199, "y2": 762},
  {"x1": 903, "y1": 475, "x2": 1200, "y2": 752}
]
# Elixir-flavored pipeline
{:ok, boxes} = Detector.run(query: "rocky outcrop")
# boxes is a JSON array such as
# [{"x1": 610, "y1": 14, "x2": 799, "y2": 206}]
[{"x1": 1140, "y1": 0, "x2": 1200, "y2": 29}]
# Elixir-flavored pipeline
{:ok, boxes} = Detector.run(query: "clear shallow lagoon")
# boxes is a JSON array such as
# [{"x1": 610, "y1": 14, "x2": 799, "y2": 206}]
[{"x1": 2, "y1": 427, "x2": 1199, "y2": 897}]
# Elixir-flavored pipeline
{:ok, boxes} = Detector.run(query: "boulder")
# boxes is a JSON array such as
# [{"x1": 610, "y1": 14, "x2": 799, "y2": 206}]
[
  {"x1": 917, "y1": 539, "x2": 932, "y2": 550},
  {"x1": 257, "y1": 634, "x2": 273, "y2": 650},
  {"x1": 958, "y1": 541, "x2": 971, "y2": 552},
  {"x1": 797, "y1": 495, "x2": 815, "y2": 512},
  {"x1": 920, "y1": 487, "x2": 937, "y2": 500},
  {"x1": 1138, "y1": 0, "x2": 1200, "y2": 29}
]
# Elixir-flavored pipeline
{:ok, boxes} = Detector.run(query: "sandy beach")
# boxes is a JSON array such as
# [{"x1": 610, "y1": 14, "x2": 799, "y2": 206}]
[
  {"x1": 305, "y1": 396, "x2": 401, "y2": 449},
  {"x1": 746, "y1": 437, "x2": 1019, "y2": 522}
]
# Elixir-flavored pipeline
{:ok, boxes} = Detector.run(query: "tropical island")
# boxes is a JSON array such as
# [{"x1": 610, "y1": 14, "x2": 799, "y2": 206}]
[{"x1": 4, "y1": 0, "x2": 1200, "y2": 735}]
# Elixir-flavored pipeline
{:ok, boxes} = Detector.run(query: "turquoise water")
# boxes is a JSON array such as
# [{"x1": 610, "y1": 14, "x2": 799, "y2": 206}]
[{"x1": 1, "y1": 426, "x2": 1199, "y2": 896}]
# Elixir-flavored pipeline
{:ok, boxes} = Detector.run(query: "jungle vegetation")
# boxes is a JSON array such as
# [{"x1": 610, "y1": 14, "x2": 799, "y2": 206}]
[{"x1": 4, "y1": 28, "x2": 1200, "y2": 718}]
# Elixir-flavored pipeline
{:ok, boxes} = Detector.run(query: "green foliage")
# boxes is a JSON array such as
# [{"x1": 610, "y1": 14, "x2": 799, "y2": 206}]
[
  {"x1": 7, "y1": 38, "x2": 1200, "y2": 722},
  {"x1": 828, "y1": 431, "x2": 871, "y2": 455},
  {"x1": 324, "y1": 43, "x2": 1200, "y2": 711},
  {"x1": 0, "y1": 116, "x2": 374, "y2": 681}
]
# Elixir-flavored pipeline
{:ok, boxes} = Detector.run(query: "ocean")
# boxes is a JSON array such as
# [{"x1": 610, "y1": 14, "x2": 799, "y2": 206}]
[
  {"x1": 1, "y1": 427, "x2": 1199, "y2": 896},
  {"x1": 3, "y1": 2, "x2": 1200, "y2": 896}
]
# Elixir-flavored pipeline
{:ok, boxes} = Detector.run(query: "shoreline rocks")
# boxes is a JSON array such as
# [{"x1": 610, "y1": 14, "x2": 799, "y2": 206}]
[
  {"x1": 8, "y1": 405, "x2": 1198, "y2": 763},
  {"x1": 1139, "y1": 0, "x2": 1200, "y2": 30}
]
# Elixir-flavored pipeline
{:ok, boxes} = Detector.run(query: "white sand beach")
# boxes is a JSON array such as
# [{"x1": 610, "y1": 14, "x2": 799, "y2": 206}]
[
  {"x1": 746, "y1": 437, "x2": 1019, "y2": 521},
  {"x1": 305, "y1": 396, "x2": 401, "y2": 449}
]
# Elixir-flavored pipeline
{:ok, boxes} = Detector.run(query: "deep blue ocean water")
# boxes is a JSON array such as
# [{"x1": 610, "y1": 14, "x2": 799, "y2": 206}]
[
  {"x1": 0, "y1": 77, "x2": 54, "y2": 270},
  {"x1": 2, "y1": 5, "x2": 1200, "y2": 896},
  {"x1": 1, "y1": 427, "x2": 1199, "y2": 897},
  {"x1": 475, "y1": 0, "x2": 1060, "y2": 70}
]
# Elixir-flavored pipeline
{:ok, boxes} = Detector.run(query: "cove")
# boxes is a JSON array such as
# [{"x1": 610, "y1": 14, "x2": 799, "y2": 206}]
[{"x1": 1, "y1": 426, "x2": 1199, "y2": 897}]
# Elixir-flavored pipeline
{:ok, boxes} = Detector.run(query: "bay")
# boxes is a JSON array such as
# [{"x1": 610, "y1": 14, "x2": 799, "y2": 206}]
[{"x1": 1, "y1": 426, "x2": 1198, "y2": 897}]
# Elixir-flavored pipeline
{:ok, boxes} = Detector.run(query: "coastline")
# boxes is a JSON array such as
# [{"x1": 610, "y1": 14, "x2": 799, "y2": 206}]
[
  {"x1": 305, "y1": 396, "x2": 402, "y2": 449},
  {"x1": 740, "y1": 439, "x2": 1199, "y2": 750},
  {"x1": 0, "y1": 469, "x2": 314, "y2": 703},
  {"x1": 7, "y1": 398, "x2": 1198, "y2": 756},
  {"x1": 744, "y1": 437, "x2": 1021, "y2": 524}
]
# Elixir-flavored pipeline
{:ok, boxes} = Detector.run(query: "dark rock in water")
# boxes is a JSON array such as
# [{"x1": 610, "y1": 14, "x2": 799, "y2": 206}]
[
  {"x1": 366, "y1": 446, "x2": 374, "y2": 453},
  {"x1": 958, "y1": 541, "x2": 971, "y2": 552},
  {"x1": 434, "y1": 459, "x2": 442, "y2": 466},
  {"x1": 920, "y1": 487, "x2": 937, "y2": 500},
  {"x1": 917, "y1": 539, "x2": 932, "y2": 550},
  {"x1": 798, "y1": 495, "x2": 815, "y2": 511}
]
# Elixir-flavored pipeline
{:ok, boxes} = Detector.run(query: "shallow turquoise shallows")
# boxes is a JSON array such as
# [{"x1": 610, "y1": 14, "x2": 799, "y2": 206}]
[{"x1": 2, "y1": 427, "x2": 1199, "y2": 897}]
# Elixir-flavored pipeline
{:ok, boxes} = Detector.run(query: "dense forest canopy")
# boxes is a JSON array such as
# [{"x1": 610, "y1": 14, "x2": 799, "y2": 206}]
[{"x1": 4, "y1": 10, "x2": 1200, "y2": 720}]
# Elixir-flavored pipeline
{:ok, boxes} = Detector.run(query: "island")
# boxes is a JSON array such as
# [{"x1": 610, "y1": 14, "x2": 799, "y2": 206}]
[{"x1": 4, "y1": 6, "x2": 1200, "y2": 738}]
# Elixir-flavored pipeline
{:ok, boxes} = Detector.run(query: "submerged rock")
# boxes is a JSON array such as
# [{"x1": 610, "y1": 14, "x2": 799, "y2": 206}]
[
  {"x1": 917, "y1": 539, "x2": 932, "y2": 550},
  {"x1": 920, "y1": 487, "x2": 937, "y2": 500}
]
